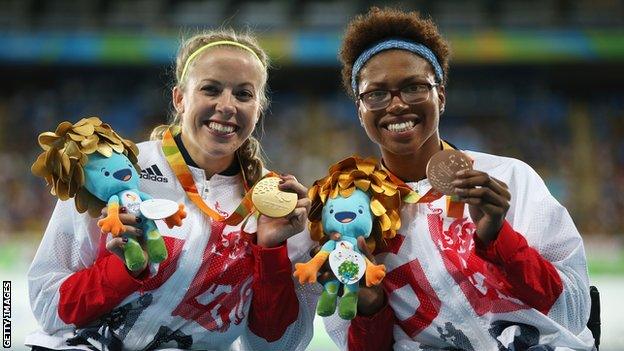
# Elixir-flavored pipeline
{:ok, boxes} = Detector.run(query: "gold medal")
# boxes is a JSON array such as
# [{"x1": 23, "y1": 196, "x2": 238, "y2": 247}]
[
  {"x1": 426, "y1": 149, "x2": 473, "y2": 195},
  {"x1": 252, "y1": 177, "x2": 298, "y2": 218}
]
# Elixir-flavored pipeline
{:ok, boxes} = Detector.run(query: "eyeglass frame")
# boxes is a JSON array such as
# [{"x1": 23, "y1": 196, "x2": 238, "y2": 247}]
[{"x1": 357, "y1": 82, "x2": 440, "y2": 111}]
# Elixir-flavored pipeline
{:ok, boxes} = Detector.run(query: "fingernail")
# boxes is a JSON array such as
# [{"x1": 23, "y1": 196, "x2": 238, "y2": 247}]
[
  {"x1": 451, "y1": 180, "x2": 461, "y2": 186},
  {"x1": 120, "y1": 207, "x2": 127, "y2": 213},
  {"x1": 136, "y1": 216, "x2": 142, "y2": 223},
  {"x1": 456, "y1": 170, "x2": 466, "y2": 176}
]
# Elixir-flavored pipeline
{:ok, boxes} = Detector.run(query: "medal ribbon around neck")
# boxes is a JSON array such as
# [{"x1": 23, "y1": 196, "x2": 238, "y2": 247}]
[
  {"x1": 381, "y1": 140, "x2": 465, "y2": 218},
  {"x1": 162, "y1": 127, "x2": 275, "y2": 225}
]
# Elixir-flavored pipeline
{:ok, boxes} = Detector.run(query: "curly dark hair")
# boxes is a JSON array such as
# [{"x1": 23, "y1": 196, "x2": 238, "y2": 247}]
[{"x1": 339, "y1": 7, "x2": 451, "y2": 99}]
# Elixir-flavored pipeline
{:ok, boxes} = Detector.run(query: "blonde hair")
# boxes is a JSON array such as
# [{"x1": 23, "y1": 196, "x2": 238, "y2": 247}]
[{"x1": 151, "y1": 28, "x2": 270, "y2": 187}]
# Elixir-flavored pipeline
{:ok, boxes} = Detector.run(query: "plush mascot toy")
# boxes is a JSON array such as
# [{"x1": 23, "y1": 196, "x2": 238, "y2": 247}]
[
  {"x1": 32, "y1": 117, "x2": 186, "y2": 271},
  {"x1": 294, "y1": 156, "x2": 409, "y2": 319}
]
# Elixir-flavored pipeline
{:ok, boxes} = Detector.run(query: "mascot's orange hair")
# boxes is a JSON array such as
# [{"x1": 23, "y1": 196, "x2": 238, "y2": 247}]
[
  {"x1": 31, "y1": 117, "x2": 139, "y2": 217},
  {"x1": 307, "y1": 156, "x2": 413, "y2": 252}
]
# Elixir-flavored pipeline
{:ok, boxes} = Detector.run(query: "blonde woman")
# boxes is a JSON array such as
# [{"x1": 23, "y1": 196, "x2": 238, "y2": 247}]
[{"x1": 27, "y1": 29, "x2": 316, "y2": 351}]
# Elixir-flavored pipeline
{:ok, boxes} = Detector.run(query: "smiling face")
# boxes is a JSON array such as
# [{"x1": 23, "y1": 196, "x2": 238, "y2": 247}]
[
  {"x1": 322, "y1": 189, "x2": 373, "y2": 239},
  {"x1": 356, "y1": 50, "x2": 445, "y2": 158},
  {"x1": 83, "y1": 152, "x2": 139, "y2": 201},
  {"x1": 173, "y1": 47, "x2": 265, "y2": 164}
]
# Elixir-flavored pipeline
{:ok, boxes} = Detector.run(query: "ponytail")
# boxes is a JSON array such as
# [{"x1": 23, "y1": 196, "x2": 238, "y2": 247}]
[
  {"x1": 237, "y1": 135, "x2": 265, "y2": 188},
  {"x1": 150, "y1": 124, "x2": 173, "y2": 141}
]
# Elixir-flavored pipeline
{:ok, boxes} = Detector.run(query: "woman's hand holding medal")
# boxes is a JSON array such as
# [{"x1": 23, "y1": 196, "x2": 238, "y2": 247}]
[
  {"x1": 452, "y1": 168, "x2": 511, "y2": 246},
  {"x1": 253, "y1": 175, "x2": 311, "y2": 248},
  {"x1": 427, "y1": 150, "x2": 511, "y2": 246}
]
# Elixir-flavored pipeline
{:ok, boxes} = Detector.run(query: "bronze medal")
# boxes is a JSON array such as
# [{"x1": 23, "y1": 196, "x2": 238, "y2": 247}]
[
  {"x1": 426, "y1": 149, "x2": 473, "y2": 195},
  {"x1": 251, "y1": 177, "x2": 298, "y2": 217}
]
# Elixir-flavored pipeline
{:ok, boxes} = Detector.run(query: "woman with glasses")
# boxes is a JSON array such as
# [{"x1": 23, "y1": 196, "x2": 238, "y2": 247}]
[{"x1": 322, "y1": 7, "x2": 595, "y2": 351}]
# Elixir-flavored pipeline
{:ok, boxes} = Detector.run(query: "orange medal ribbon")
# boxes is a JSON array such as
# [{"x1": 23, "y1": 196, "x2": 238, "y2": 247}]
[
  {"x1": 381, "y1": 141, "x2": 465, "y2": 218},
  {"x1": 162, "y1": 127, "x2": 274, "y2": 225}
]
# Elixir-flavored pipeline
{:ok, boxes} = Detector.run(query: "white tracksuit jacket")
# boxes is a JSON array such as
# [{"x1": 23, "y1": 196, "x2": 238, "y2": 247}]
[
  {"x1": 324, "y1": 150, "x2": 596, "y2": 351},
  {"x1": 26, "y1": 140, "x2": 318, "y2": 351}
]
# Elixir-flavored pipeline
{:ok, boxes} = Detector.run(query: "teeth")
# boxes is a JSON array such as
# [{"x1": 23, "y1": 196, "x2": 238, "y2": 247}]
[
  {"x1": 208, "y1": 122, "x2": 235, "y2": 134},
  {"x1": 387, "y1": 120, "x2": 415, "y2": 132}
]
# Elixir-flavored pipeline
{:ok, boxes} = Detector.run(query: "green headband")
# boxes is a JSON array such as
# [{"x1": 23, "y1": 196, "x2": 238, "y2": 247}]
[{"x1": 180, "y1": 40, "x2": 264, "y2": 82}]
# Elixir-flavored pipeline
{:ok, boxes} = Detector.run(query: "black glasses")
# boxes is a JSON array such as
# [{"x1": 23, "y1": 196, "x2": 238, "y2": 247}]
[{"x1": 358, "y1": 83, "x2": 439, "y2": 111}]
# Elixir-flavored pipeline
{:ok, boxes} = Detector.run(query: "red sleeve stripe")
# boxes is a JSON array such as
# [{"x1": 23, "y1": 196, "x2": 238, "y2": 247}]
[
  {"x1": 58, "y1": 253, "x2": 144, "y2": 326},
  {"x1": 474, "y1": 221, "x2": 563, "y2": 314},
  {"x1": 247, "y1": 242, "x2": 299, "y2": 342},
  {"x1": 348, "y1": 301, "x2": 395, "y2": 351}
]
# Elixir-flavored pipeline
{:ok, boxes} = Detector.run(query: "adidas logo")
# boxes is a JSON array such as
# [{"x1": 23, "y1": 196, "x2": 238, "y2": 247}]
[{"x1": 140, "y1": 164, "x2": 169, "y2": 183}]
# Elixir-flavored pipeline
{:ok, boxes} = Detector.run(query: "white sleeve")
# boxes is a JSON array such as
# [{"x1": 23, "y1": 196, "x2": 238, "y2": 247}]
[
  {"x1": 27, "y1": 199, "x2": 100, "y2": 333},
  {"x1": 505, "y1": 160, "x2": 591, "y2": 334},
  {"x1": 236, "y1": 229, "x2": 321, "y2": 351}
]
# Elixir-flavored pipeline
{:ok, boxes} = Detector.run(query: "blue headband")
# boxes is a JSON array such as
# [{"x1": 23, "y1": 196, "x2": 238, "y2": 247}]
[{"x1": 350, "y1": 39, "x2": 444, "y2": 94}]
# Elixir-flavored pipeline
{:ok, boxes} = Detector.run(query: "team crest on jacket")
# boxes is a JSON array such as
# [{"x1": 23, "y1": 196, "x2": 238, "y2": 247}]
[
  {"x1": 172, "y1": 220, "x2": 254, "y2": 332},
  {"x1": 429, "y1": 214, "x2": 527, "y2": 314}
]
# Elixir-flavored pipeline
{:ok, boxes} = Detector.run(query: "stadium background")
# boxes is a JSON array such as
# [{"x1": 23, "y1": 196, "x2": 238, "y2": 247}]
[{"x1": 0, "y1": 0, "x2": 622, "y2": 349}]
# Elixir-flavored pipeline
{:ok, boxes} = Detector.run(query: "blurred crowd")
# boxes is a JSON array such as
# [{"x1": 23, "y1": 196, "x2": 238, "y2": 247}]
[
  {"x1": 1, "y1": 65, "x2": 623, "y2": 238},
  {"x1": 1, "y1": 0, "x2": 623, "y2": 239},
  {"x1": 262, "y1": 72, "x2": 624, "y2": 237}
]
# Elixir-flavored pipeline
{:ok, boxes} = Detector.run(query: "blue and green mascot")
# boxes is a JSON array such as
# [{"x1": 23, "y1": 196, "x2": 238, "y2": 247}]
[
  {"x1": 294, "y1": 156, "x2": 409, "y2": 319},
  {"x1": 32, "y1": 117, "x2": 186, "y2": 271}
]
